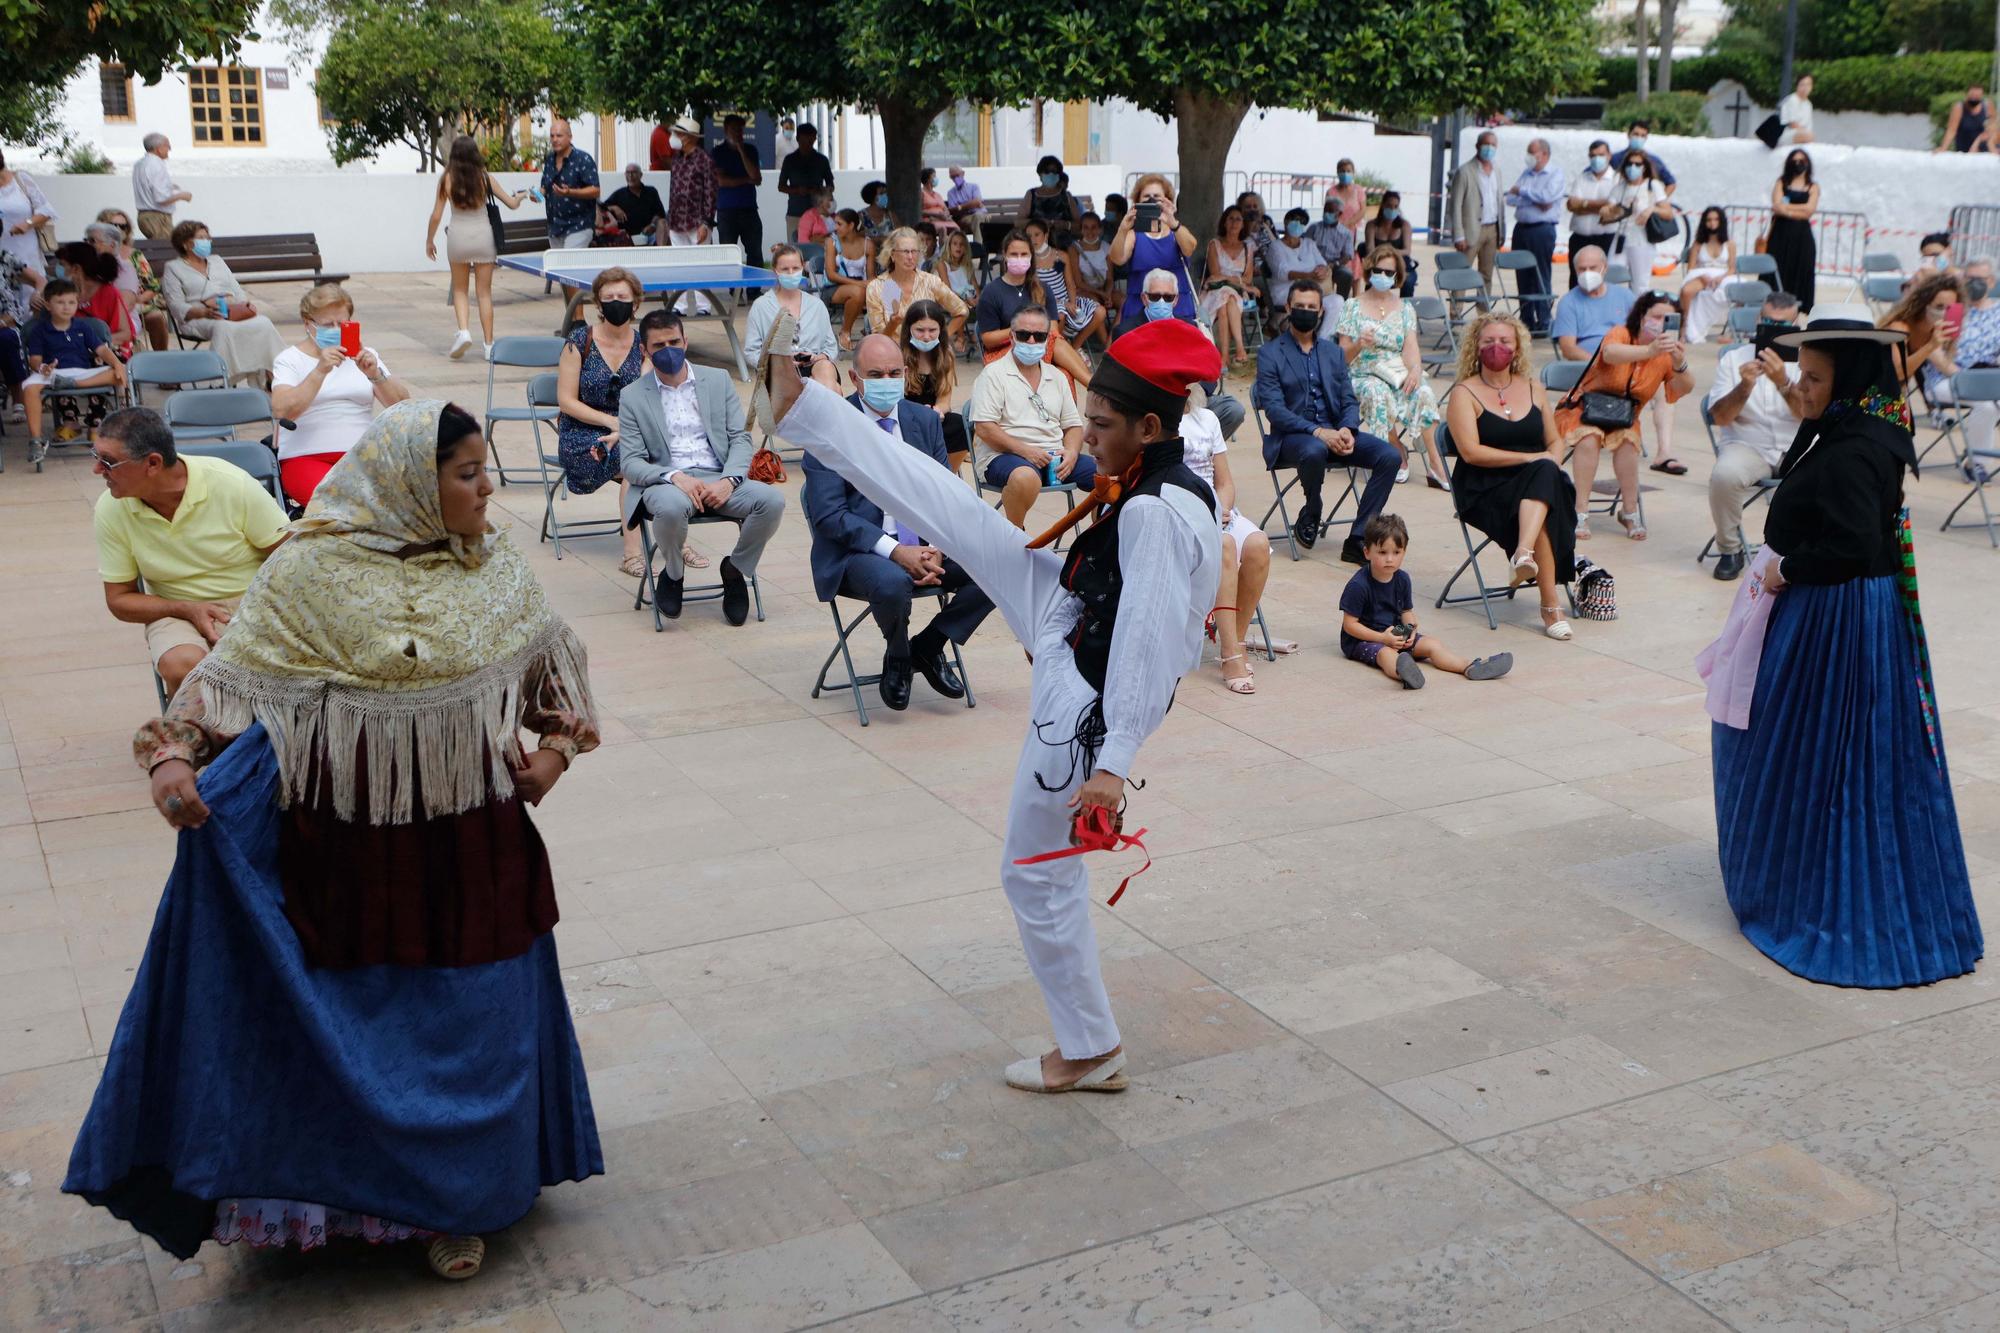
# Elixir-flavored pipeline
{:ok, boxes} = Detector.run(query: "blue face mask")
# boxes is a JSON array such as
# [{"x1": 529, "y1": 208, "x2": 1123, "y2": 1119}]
[
  {"x1": 1381, "y1": 207, "x2": 1399, "y2": 222},
  {"x1": 776, "y1": 270, "x2": 805, "y2": 290},
  {"x1": 1285, "y1": 220, "x2": 1306, "y2": 239},
  {"x1": 910, "y1": 335, "x2": 939, "y2": 352},
  {"x1": 1337, "y1": 172, "x2": 1354, "y2": 186},
  {"x1": 191, "y1": 237, "x2": 213, "y2": 258},
  {"x1": 861, "y1": 376, "x2": 904, "y2": 413},
  {"x1": 311, "y1": 324, "x2": 341, "y2": 349},
  {"x1": 1323, "y1": 210, "x2": 1339, "y2": 225},
  {"x1": 650, "y1": 345, "x2": 687, "y2": 377},
  {"x1": 1039, "y1": 172, "x2": 1060, "y2": 189},
  {"x1": 1628, "y1": 136, "x2": 1648, "y2": 152},
  {"x1": 1013, "y1": 339, "x2": 1046, "y2": 366},
  {"x1": 1477, "y1": 144, "x2": 1496, "y2": 162},
  {"x1": 1368, "y1": 272, "x2": 1395, "y2": 292},
  {"x1": 1624, "y1": 163, "x2": 1645, "y2": 182},
  {"x1": 1145, "y1": 297, "x2": 1175, "y2": 321},
  {"x1": 1590, "y1": 154, "x2": 1610, "y2": 172}
]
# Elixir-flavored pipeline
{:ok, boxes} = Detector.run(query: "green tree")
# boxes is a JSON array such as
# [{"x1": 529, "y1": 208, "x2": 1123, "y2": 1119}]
[
  {"x1": 573, "y1": 0, "x2": 1076, "y2": 225},
  {"x1": 315, "y1": 1, "x2": 591, "y2": 168},
  {"x1": 1713, "y1": 0, "x2": 1992, "y2": 61}
]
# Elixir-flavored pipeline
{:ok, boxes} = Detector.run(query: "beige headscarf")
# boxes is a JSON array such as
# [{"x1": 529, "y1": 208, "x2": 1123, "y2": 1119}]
[{"x1": 189, "y1": 399, "x2": 595, "y2": 824}]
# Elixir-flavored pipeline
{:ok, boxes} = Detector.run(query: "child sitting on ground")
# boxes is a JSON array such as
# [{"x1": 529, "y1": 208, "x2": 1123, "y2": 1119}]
[
  {"x1": 1340, "y1": 513, "x2": 1512, "y2": 690},
  {"x1": 22, "y1": 279, "x2": 126, "y2": 442}
]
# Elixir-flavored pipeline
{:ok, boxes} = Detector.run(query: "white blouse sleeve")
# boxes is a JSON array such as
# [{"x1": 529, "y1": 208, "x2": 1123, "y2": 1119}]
[{"x1": 1095, "y1": 495, "x2": 1205, "y2": 779}]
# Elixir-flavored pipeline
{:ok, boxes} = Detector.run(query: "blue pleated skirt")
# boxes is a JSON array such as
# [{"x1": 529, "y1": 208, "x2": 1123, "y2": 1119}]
[
  {"x1": 1713, "y1": 576, "x2": 1983, "y2": 987},
  {"x1": 63, "y1": 725, "x2": 602, "y2": 1258}
]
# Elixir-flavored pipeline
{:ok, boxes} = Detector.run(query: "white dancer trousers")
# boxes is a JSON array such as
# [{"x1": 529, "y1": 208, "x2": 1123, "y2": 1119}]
[{"x1": 781, "y1": 383, "x2": 1120, "y2": 1059}]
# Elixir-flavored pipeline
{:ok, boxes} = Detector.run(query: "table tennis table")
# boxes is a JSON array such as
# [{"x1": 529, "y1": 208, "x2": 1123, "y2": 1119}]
[{"x1": 497, "y1": 244, "x2": 776, "y2": 381}]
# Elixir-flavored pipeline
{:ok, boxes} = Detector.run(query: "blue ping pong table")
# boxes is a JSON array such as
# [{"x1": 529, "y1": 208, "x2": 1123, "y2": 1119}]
[{"x1": 497, "y1": 244, "x2": 776, "y2": 381}]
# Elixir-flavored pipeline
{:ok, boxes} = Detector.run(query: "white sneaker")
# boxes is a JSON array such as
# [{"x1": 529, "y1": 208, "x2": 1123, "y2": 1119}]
[
  {"x1": 448, "y1": 329, "x2": 473, "y2": 361},
  {"x1": 5, "y1": 402, "x2": 22, "y2": 422}
]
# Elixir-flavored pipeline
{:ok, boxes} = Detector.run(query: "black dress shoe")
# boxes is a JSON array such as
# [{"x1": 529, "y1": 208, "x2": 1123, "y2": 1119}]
[
  {"x1": 654, "y1": 569, "x2": 684, "y2": 619},
  {"x1": 1340, "y1": 535, "x2": 1367, "y2": 565},
  {"x1": 914, "y1": 645, "x2": 966, "y2": 699},
  {"x1": 1713, "y1": 550, "x2": 1746, "y2": 581},
  {"x1": 879, "y1": 654, "x2": 913, "y2": 710},
  {"x1": 1293, "y1": 499, "x2": 1322, "y2": 551},
  {"x1": 718, "y1": 557, "x2": 750, "y2": 626}
]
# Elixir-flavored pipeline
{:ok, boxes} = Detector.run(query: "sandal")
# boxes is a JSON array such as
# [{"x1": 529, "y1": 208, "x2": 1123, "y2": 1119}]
[
  {"x1": 1617, "y1": 508, "x2": 1647, "y2": 541},
  {"x1": 427, "y1": 1234, "x2": 485, "y2": 1281},
  {"x1": 1509, "y1": 550, "x2": 1539, "y2": 586},
  {"x1": 681, "y1": 544, "x2": 710, "y2": 570},
  {"x1": 1649, "y1": 458, "x2": 1688, "y2": 476},
  {"x1": 1220, "y1": 653, "x2": 1257, "y2": 695},
  {"x1": 1542, "y1": 605, "x2": 1574, "y2": 641},
  {"x1": 1575, "y1": 514, "x2": 1592, "y2": 540},
  {"x1": 617, "y1": 554, "x2": 646, "y2": 579}
]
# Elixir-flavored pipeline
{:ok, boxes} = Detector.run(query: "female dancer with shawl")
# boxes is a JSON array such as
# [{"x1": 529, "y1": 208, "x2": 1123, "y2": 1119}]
[{"x1": 65, "y1": 400, "x2": 602, "y2": 1279}]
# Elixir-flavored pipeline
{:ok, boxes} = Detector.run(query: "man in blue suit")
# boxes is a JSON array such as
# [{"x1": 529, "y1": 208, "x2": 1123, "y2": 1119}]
[
  {"x1": 803, "y1": 334, "x2": 994, "y2": 711},
  {"x1": 1254, "y1": 279, "x2": 1401, "y2": 563}
]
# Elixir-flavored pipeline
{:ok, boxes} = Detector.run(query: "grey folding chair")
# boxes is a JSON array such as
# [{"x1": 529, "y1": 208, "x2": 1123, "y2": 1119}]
[
  {"x1": 128, "y1": 349, "x2": 227, "y2": 409},
  {"x1": 1434, "y1": 250, "x2": 1472, "y2": 272},
  {"x1": 1434, "y1": 267, "x2": 1490, "y2": 324},
  {"x1": 1863, "y1": 274, "x2": 1903, "y2": 318},
  {"x1": 178, "y1": 438, "x2": 286, "y2": 506},
  {"x1": 1413, "y1": 296, "x2": 1457, "y2": 377},
  {"x1": 812, "y1": 586, "x2": 978, "y2": 727},
  {"x1": 1694, "y1": 397, "x2": 1779, "y2": 565},
  {"x1": 632, "y1": 516, "x2": 767, "y2": 629},
  {"x1": 1493, "y1": 251, "x2": 1549, "y2": 331},
  {"x1": 1862, "y1": 252, "x2": 1900, "y2": 275},
  {"x1": 1724, "y1": 280, "x2": 1773, "y2": 310},
  {"x1": 1431, "y1": 422, "x2": 1577, "y2": 631},
  {"x1": 527, "y1": 372, "x2": 624, "y2": 557},
  {"x1": 1720, "y1": 306, "x2": 1762, "y2": 347},
  {"x1": 1735, "y1": 253, "x2": 1780, "y2": 283},
  {"x1": 162, "y1": 386, "x2": 273, "y2": 445},
  {"x1": 1605, "y1": 262, "x2": 1633, "y2": 287},
  {"x1": 973, "y1": 470, "x2": 1082, "y2": 550},
  {"x1": 1940, "y1": 367, "x2": 2000, "y2": 547},
  {"x1": 1250, "y1": 404, "x2": 1360, "y2": 562},
  {"x1": 484, "y1": 335, "x2": 565, "y2": 485}
]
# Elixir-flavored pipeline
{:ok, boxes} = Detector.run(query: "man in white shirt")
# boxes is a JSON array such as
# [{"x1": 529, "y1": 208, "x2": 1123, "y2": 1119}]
[
  {"x1": 131, "y1": 134, "x2": 192, "y2": 241},
  {"x1": 1778, "y1": 75, "x2": 1816, "y2": 145},
  {"x1": 1564, "y1": 140, "x2": 1619, "y2": 291},
  {"x1": 968, "y1": 305, "x2": 1092, "y2": 527},
  {"x1": 1705, "y1": 294, "x2": 1806, "y2": 580},
  {"x1": 618, "y1": 309, "x2": 785, "y2": 623}
]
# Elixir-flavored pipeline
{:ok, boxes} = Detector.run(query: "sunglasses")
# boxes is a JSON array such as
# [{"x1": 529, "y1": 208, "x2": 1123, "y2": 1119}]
[
  {"x1": 1370, "y1": 268, "x2": 1398, "y2": 279},
  {"x1": 1013, "y1": 329, "x2": 1050, "y2": 343},
  {"x1": 91, "y1": 450, "x2": 140, "y2": 469}
]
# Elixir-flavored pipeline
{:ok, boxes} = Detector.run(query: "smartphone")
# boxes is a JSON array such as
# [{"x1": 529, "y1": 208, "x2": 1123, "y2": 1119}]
[
  {"x1": 1946, "y1": 302, "x2": 1965, "y2": 333},
  {"x1": 1663, "y1": 312, "x2": 1682, "y2": 333},
  {"x1": 1135, "y1": 201, "x2": 1162, "y2": 231},
  {"x1": 339, "y1": 320, "x2": 361, "y2": 357},
  {"x1": 1753, "y1": 322, "x2": 1799, "y2": 362}
]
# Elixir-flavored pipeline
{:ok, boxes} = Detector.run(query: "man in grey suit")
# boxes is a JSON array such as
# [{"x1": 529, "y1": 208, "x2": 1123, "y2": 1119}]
[
  {"x1": 1447, "y1": 128, "x2": 1505, "y2": 299},
  {"x1": 620, "y1": 309, "x2": 786, "y2": 624}
]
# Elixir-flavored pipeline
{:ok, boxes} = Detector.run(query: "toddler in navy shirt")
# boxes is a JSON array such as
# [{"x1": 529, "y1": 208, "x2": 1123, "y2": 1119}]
[{"x1": 1339, "y1": 513, "x2": 1512, "y2": 689}]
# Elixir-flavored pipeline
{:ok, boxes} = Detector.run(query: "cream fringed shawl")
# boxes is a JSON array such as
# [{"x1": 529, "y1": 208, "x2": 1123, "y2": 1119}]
[{"x1": 185, "y1": 399, "x2": 596, "y2": 825}]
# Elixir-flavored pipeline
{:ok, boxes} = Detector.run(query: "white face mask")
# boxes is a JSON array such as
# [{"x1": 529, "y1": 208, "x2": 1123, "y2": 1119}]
[{"x1": 1578, "y1": 270, "x2": 1605, "y2": 293}]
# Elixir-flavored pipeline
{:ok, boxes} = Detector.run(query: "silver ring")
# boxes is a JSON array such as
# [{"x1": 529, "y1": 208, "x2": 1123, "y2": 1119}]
[{"x1": 165, "y1": 796, "x2": 183, "y2": 814}]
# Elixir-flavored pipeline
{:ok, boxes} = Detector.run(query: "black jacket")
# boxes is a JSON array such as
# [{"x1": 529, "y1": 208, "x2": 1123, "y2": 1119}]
[{"x1": 1766, "y1": 412, "x2": 1916, "y2": 586}]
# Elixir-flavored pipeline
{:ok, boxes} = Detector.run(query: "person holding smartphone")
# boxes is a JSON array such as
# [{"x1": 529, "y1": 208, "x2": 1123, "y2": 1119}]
[
  {"x1": 1880, "y1": 271, "x2": 1965, "y2": 395},
  {"x1": 1704, "y1": 294, "x2": 1805, "y2": 581},
  {"x1": 270, "y1": 283, "x2": 413, "y2": 506},
  {"x1": 1109, "y1": 173, "x2": 1197, "y2": 326}
]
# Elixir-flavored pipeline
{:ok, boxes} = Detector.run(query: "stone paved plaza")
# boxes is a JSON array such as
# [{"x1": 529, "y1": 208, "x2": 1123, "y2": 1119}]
[{"x1": 3, "y1": 259, "x2": 1999, "y2": 1332}]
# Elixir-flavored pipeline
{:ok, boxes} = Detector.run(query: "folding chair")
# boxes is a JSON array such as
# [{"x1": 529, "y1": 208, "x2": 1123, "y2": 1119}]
[
  {"x1": 135, "y1": 574, "x2": 172, "y2": 713},
  {"x1": 1413, "y1": 296, "x2": 1457, "y2": 378},
  {"x1": 528, "y1": 372, "x2": 623, "y2": 558},
  {"x1": 1431, "y1": 423, "x2": 1577, "y2": 630},
  {"x1": 1250, "y1": 404, "x2": 1360, "y2": 562},
  {"x1": 1862, "y1": 252, "x2": 1900, "y2": 275},
  {"x1": 25, "y1": 315, "x2": 125, "y2": 471},
  {"x1": 1493, "y1": 251, "x2": 1550, "y2": 331},
  {"x1": 1540, "y1": 360, "x2": 1585, "y2": 396},
  {"x1": 1734, "y1": 253, "x2": 1780, "y2": 284},
  {"x1": 632, "y1": 513, "x2": 767, "y2": 629},
  {"x1": 1605, "y1": 262, "x2": 1632, "y2": 287},
  {"x1": 811, "y1": 586, "x2": 978, "y2": 726},
  {"x1": 1542, "y1": 361, "x2": 1645, "y2": 527},
  {"x1": 1940, "y1": 367, "x2": 2000, "y2": 547},
  {"x1": 1434, "y1": 250, "x2": 1471, "y2": 272},
  {"x1": 179, "y1": 438, "x2": 286, "y2": 506},
  {"x1": 1719, "y1": 306, "x2": 1762, "y2": 348},
  {"x1": 1434, "y1": 267, "x2": 1489, "y2": 325},
  {"x1": 1863, "y1": 274, "x2": 1903, "y2": 320},
  {"x1": 1694, "y1": 398, "x2": 1778, "y2": 564},
  {"x1": 162, "y1": 386, "x2": 274, "y2": 444},
  {"x1": 484, "y1": 335, "x2": 565, "y2": 486},
  {"x1": 128, "y1": 349, "x2": 227, "y2": 410},
  {"x1": 1724, "y1": 280, "x2": 1772, "y2": 311},
  {"x1": 973, "y1": 470, "x2": 1082, "y2": 549}
]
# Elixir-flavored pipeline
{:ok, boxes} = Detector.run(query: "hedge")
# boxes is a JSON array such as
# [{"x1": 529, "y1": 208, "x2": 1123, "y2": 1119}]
[
  {"x1": 1604, "y1": 91, "x2": 1710, "y2": 138},
  {"x1": 1591, "y1": 50, "x2": 1991, "y2": 116}
]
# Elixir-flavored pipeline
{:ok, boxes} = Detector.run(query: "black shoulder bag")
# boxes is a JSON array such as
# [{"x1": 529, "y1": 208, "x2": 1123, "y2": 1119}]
[{"x1": 1560, "y1": 338, "x2": 1638, "y2": 433}]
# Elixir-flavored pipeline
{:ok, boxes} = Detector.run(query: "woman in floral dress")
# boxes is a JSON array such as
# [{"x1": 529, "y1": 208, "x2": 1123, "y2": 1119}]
[{"x1": 1336, "y1": 245, "x2": 1449, "y2": 488}]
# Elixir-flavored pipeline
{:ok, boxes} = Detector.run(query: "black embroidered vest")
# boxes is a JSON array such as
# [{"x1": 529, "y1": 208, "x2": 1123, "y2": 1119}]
[{"x1": 1058, "y1": 439, "x2": 1216, "y2": 694}]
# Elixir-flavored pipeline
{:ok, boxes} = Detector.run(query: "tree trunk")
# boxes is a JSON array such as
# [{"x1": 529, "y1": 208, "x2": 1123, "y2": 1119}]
[
  {"x1": 1656, "y1": 0, "x2": 1679, "y2": 92},
  {"x1": 1635, "y1": 0, "x2": 1651, "y2": 104},
  {"x1": 1172, "y1": 89, "x2": 1251, "y2": 257},
  {"x1": 878, "y1": 96, "x2": 945, "y2": 230}
]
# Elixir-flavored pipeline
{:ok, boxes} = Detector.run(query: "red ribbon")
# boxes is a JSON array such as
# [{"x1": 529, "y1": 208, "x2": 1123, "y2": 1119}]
[{"x1": 1012, "y1": 805, "x2": 1152, "y2": 905}]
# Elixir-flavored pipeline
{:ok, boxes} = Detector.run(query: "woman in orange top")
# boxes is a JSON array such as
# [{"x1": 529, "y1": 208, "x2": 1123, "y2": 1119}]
[{"x1": 1555, "y1": 290, "x2": 1693, "y2": 541}]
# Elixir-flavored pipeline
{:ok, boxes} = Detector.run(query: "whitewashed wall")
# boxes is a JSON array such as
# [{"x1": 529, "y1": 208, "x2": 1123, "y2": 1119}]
[
  {"x1": 1698, "y1": 81, "x2": 1935, "y2": 152},
  {"x1": 1457, "y1": 125, "x2": 2000, "y2": 269}
]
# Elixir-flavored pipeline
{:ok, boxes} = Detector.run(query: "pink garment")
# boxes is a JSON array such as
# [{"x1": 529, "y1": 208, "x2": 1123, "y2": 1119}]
[{"x1": 1696, "y1": 548, "x2": 1782, "y2": 730}]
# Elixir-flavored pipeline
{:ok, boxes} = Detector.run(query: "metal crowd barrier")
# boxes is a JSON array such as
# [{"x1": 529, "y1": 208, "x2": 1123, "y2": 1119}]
[
  {"x1": 1721, "y1": 205, "x2": 1871, "y2": 302},
  {"x1": 1947, "y1": 204, "x2": 2000, "y2": 267}
]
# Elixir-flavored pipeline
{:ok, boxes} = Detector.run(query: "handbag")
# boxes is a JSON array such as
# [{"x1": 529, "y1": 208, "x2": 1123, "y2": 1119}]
[
  {"x1": 1560, "y1": 339, "x2": 1638, "y2": 432},
  {"x1": 1574, "y1": 557, "x2": 1618, "y2": 620},
  {"x1": 748, "y1": 446, "x2": 786, "y2": 484},
  {"x1": 1643, "y1": 206, "x2": 1678, "y2": 246},
  {"x1": 486, "y1": 193, "x2": 505, "y2": 252}
]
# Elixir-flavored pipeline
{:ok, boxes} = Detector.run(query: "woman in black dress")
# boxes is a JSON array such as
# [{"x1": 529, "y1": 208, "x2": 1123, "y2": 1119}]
[
  {"x1": 1767, "y1": 150, "x2": 1820, "y2": 313},
  {"x1": 900, "y1": 298, "x2": 970, "y2": 472},
  {"x1": 1442, "y1": 312, "x2": 1579, "y2": 640}
]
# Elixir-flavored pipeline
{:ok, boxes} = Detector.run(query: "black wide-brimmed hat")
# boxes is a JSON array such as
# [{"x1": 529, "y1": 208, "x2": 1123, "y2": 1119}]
[{"x1": 1774, "y1": 317, "x2": 1908, "y2": 348}]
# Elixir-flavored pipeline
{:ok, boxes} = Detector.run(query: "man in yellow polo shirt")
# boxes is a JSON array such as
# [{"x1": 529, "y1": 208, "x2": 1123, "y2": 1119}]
[{"x1": 92, "y1": 407, "x2": 290, "y2": 697}]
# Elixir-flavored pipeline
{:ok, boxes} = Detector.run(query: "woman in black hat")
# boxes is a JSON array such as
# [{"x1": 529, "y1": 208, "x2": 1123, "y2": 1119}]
[{"x1": 1712, "y1": 319, "x2": 1982, "y2": 987}]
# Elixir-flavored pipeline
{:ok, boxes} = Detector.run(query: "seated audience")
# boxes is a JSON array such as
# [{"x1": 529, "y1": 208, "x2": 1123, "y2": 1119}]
[
  {"x1": 804, "y1": 333, "x2": 995, "y2": 710},
  {"x1": 1922, "y1": 257, "x2": 1997, "y2": 460},
  {"x1": 1551, "y1": 245, "x2": 1636, "y2": 359},
  {"x1": 1178, "y1": 392, "x2": 1269, "y2": 695},
  {"x1": 1338, "y1": 245, "x2": 1449, "y2": 489},
  {"x1": 0, "y1": 247, "x2": 40, "y2": 406},
  {"x1": 1254, "y1": 279, "x2": 1400, "y2": 562},
  {"x1": 68, "y1": 249, "x2": 137, "y2": 361},
  {"x1": 945, "y1": 167, "x2": 986, "y2": 233},
  {"x1": 1362, "y1": 190, "x2": 1416, "y2": 296},
  {"x1": 88, "y1": 214, "x2": 169, "y2": 352},
  {"x1": 1236, "y1": 191, "x2": 1277, "y2": 247},
  {"x1": 968, "y1": 304, "x2": 1094, "y2": 527},
  {"x1": 92, "y1": 406, "x2": 289, "y2": 695},
  {"x1": 934, "y1": 229, "x2": 981, "y2": 352},
  {"x1": 797, "y1": 189, "x2": 836, "y2": 251},
  {"x1": 1023, "y1": 216, "x2": 1105, "y2": 352},
  {"x1": 866, "y1": 227, "x2": 967, "y2": 342},
  {"x1": 1443, "y1": 312, "x2": 1577, "y2": 640},
  {"x1": 1022, "y1": 156, "x2": 1082, "y2": 236},
  {"x1": 160, "y1": 220, "x2": 285, "y2": 386},
  {"x1": 1704, "y1": 294, "x2": 1805, "y2": 581},
  {"x1": 975, "y1": 230, "x2": 1091, "y2": 382},
  {"x1": 617, "y1": 310, "x2": 784, "y2": 626},
  {"x1": 825, "y1": 209, "x2": 876, "y2": 347},
  {"x1": 1678, "y1": 207, "x2": 1735, "y2": 343},
  {"x1": 860, "y1": 182, "x2": 896, "y2": 240},
  {"x1": 1263, "y1": 208, "x2": 1340, "y2": 306},
  {"x1": 1555, "y1": 291, "x2": 1694, "y2": 542},
  {"x1": 1883, "y1": 271, "x2": 1965, "y2": 394},
  {"x1": 599, "y1": 163, "x2": 666, "y2": 246},
  {"x1": 1918, "y1": 232, "x2": 1954, "y2": 274},
  {"x1": 23, "y1": 279, "x2": 126, "y2": 441},
  {"x1": 1203, "y1": 206, "x2": 1259, "y2": 370},
  {"x1": 1137, "y1": 267, "x2": 1246, "y2": 439},
  {"x1": 1071, "y1": 212, "x2": 1116, "y2": 312},
  {"x1": 1306, "y1": 196, "x2": 1357, "y2": 292},
  {"x1": 899, "y1": 299, "x2": 970, "y2": 472},
  {"x1": 1112, "y1": 175, "x2": 1199, "y2": 328},
  {"x1": 555, "y1": 267, "x2": 649, "y2": 577},
  {"x1": 270, "y1": 283, "x2": 414, "y2": 506},
  {"x1": 1340, "y1": 513, "x2": 1511, "y2": 690},
  {"x1": 745, "y1": 243, "x2": 840, "y2": 373},
  {"x1": 918, "y1": 168, "x2": 956, "y2": 232}
]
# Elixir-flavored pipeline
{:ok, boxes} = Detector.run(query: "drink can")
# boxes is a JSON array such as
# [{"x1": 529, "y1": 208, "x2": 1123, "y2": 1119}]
[{"x1": 215, "y1": 294, "x2": 229, "y2": 319}]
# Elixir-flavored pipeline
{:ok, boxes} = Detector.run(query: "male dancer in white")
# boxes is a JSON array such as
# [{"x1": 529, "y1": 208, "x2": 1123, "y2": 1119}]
[{"x1": 768, "y1": 312, "x2": 1221, "y2": 1093}]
